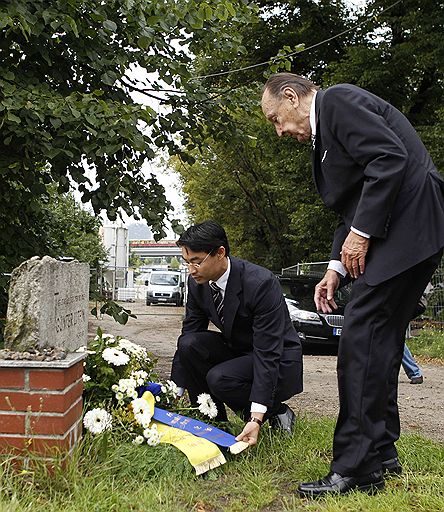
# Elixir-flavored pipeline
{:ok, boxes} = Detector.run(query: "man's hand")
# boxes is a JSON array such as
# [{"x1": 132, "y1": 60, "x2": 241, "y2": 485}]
[
  {"x1": 235, "y1": 421, "x2": 260, "y2": 446},
  {"x1": 341, "y1": 231, "x2": 370, "y2": 279},
  {"x1": 314, "y1": 269, "x2": 341, "y2": 313}
]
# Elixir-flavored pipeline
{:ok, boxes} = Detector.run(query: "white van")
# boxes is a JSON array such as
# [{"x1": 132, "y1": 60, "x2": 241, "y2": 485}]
[{"x1": 146, "y1": 270, "x2": 184, "y2": 306}]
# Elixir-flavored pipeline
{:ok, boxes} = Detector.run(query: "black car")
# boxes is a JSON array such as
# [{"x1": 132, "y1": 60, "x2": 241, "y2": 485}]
[{"x1": 279, "y1": 275, "x2": 351, "y2": 352}]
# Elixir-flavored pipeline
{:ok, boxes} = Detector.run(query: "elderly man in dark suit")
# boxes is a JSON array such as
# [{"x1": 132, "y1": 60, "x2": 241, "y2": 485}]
[
  {"x1": 171, "y1": 220, "x2": 303, "y2": 446},
  {"x1": 262, "y1": 73, "x2": 444, "y2": 496}
]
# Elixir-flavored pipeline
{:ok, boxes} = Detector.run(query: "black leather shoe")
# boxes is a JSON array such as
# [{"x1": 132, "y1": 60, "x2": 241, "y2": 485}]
[
  {"x1": 298, "y1": 471, "x2": 385, "y2": 497},
  {"x1": 410, "y1": 375, "x2": 423, "y2": 384},
  {"x1": 382, "y1": 457, "x2": 402, "y2": 476},
  {"x1": 269, "y1": 404, "x2": 296, "y2": 434}
]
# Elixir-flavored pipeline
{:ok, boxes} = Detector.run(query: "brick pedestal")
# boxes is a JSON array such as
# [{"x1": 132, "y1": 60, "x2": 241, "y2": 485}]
[{"x1": 0, "y1": 352, "x2": 86, "y2": 461}]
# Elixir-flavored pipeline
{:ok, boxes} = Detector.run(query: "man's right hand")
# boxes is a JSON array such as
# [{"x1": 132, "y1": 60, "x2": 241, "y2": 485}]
[{"x1": 314, "y1": 270, "x2": 341, "y2": 313}]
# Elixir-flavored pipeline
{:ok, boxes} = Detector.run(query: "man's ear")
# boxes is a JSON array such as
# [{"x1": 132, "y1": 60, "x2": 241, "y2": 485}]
[
  {"x1": 216, "y1": 246, "x2": 226, "y2": 259},
  {"x1": 282, "y1": 87, "x2": 298, "y2": 105}
]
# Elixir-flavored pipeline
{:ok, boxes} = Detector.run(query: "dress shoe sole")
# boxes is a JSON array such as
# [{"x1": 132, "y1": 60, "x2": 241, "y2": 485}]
[{"x1": 298, "y1": 480, "x2": 385, "y2": 498}]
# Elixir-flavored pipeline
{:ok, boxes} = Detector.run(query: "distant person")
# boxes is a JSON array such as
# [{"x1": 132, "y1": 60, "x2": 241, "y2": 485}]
[
  {"x1": 402, "y1": 294, "x2": 428, "y2": 384},
  {"x1": 170, "y1": 220, "x2": 303, "y2": 446},
  {"x1": 402, "y1": 344, "x2": 423, "y2": 384},
  {"x1": 262, "y1": 73, "x2": 444, "y2": 497}
]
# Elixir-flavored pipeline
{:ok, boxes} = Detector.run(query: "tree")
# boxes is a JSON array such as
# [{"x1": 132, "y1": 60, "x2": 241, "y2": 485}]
[
  {"x1": 172, "y1": 97, "x2": 337, "y2": 270},
  {"x1": 325, "y1": 0, "x2": 444, "y2": 170},
  {"x1": 169, "y1": 256, "x2": 180, "y2": 270},
  {"x1": 0, "y1": 0, "x2": 257, "y2": 261},
  {"x1": 173, "y1": 0, "x2": 444, "y2": 270},
  {"x1": 173, "y1": 0, "x2": 353, "y2": 268},
  {"x1": 0, "y1": 0, "x2": 258, "y2": 326}
]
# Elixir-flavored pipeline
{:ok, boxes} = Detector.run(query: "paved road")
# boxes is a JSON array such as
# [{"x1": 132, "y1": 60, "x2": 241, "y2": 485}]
[{"x1": 88, "y1": 301, "x2": 444, "y2": 444}]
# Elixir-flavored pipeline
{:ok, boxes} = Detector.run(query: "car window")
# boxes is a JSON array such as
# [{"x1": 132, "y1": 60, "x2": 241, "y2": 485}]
[{"x1": 150, "y1": 274, "x2": 179, "y2": 286}]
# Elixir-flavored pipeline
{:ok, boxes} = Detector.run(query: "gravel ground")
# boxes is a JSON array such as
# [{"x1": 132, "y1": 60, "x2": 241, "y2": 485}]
[{"x1": 88, "y1": 301, "x2": 444, "y2": 444}]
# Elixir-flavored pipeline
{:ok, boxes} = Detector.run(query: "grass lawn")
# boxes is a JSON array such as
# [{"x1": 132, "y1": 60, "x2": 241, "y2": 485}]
[
  {"x1": 1, "y1": 415, "x2": 443, "y2": 512},
  {"x1": 409, "y1": 327, "x2": 444, "y2": 361}
]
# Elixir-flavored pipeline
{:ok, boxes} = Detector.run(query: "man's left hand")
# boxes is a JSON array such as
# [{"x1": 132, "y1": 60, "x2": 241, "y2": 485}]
[
  {"x1": 341, "y1": 231, "x2": 370, "y2": 279},
  {"x1": 235, "y1": 422, "x2": 260, "y2": 446}
]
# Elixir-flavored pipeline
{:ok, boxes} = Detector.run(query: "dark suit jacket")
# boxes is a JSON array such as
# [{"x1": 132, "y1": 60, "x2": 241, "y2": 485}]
[
  {"x1": 313, "y1": 84, "x2": 444, "y2": 286},
  {"x1": 171, "y1": 256, "x2": 303, "y2": 407}
]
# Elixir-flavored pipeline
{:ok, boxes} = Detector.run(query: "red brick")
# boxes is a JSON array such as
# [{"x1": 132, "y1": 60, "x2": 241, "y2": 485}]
[
  {"x1": 0, "y1": 413, "x2": 25, "y2": 434},
  {"x1": 0, "y1": 436, "x2": 30, "y2": 454},
  {"x1": 0, "y1": 369, "x2": 25, "y2": 389},
  {"x1": 29, "y1": 362, "x2": 83, "y2": 390},
  {"x1": 0, "y1": 435, "x2": 72, "y2": 456},
  {"x1": 0, "y1": 380, "x2": 83, "y2": 413},
  {"x1": 29, "y1": 400, "x2": 83, "y2": 435}
]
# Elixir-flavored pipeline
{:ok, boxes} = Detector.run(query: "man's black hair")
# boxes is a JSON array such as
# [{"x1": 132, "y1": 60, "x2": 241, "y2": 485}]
[{"x1": 177, "y1": 220, "x2": 230, "y2": 256}]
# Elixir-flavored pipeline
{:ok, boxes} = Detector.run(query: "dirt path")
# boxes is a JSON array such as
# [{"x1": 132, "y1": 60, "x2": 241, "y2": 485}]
[{"x1": 88, "y1": 301, "x2": 444, "y2": 444}]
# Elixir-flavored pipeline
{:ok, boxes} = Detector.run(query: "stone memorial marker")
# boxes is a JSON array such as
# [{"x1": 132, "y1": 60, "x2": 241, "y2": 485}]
[{"x1": 4, "y1": 256, "x2": 90, "y2": 353}]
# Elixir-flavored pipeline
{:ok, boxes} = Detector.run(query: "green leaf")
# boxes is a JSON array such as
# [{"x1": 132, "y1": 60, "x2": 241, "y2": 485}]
[
  {"x1": 103, "y1": 20, "x2": 117, "y2": 32},
  {"x1": 7, "y1": 112, "x2": 21, "y2": 123},
  {"x1": 50, "y1": 118, "x2": 62, "y2": 129},
  {"x1": 101, "y1": 72, "x2": 116, "y2": 86}
]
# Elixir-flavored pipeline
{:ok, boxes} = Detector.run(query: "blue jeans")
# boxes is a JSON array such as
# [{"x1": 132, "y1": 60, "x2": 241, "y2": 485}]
[{"x1": 401, "y1": 344, "x2": 422, "y2": 379}]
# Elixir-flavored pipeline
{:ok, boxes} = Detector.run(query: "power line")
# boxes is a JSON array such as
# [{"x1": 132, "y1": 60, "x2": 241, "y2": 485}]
[{"x1": 190, "y1": 0, "x2": 403, "y2": 81}]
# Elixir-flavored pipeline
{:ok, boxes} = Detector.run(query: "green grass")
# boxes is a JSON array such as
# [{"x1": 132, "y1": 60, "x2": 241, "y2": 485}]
[
  {"x1": 0, "y1": 415, "x2": 443, "y2": 511},
  {"x1": 409, "y1": 328, "x2": 444, "y2": 360}
]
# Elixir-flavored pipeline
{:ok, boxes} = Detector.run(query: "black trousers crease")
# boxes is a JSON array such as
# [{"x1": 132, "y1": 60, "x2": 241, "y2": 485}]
[{"x1": 331, "y1": 250, "x2": 442, "y2": 476}]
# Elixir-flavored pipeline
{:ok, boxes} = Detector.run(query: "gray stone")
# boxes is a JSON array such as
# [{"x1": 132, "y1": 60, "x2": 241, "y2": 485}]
[{"x1": 4, "y1": 256, "x2": 90, "y2": 352}]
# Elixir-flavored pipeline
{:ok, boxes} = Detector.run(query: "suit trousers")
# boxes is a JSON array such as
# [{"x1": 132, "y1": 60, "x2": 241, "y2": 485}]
[
  {"x1": 175, "y1": 331, "x2": 283, "y2": 421},
  {"x1": 331, "y1": 249, "x2": 442, "y2": 476}
]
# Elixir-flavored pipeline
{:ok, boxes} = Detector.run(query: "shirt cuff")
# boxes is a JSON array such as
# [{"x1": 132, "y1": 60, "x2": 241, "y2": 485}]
[
  {"x1": 351, "y1": 226, "x2": 370, "y2": 238},
  {"x1": 328, "y1": 260, "x2": 347, "y2": 277},
  {"x1": 250, "y1": 402, "x2": 267, "y2": 414},
  {"x1": 176, "y1": 386, "x2": 185, "y2": 397}
]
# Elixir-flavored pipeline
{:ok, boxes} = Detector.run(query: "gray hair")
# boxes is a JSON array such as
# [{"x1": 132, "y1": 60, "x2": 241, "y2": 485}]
[{"x1": 263, "y1": 73, "x2": 319, "y2": 98}]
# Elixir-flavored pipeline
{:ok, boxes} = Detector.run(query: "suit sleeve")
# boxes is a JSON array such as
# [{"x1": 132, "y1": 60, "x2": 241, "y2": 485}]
[
  {"x1": 170, "y1": 277, "x2": 209, "y2": 386},
  {"x1": 181, "y1": 279, "x2": 209, "y2": 335},
  {"x1": 323, "y1": 86, "x2": 409, "y2": 238},
  {"x1": 330, "y1": 218, "x2": 348, "y2": 261},
  {"x1": 249, "y1": 276, "x2": 288, "y2": 407}
]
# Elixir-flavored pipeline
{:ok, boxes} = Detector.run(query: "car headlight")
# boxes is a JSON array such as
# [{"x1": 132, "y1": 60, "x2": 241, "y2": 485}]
[{"x1": 289, "y1": 309, "x2": 323, "y2": 324}]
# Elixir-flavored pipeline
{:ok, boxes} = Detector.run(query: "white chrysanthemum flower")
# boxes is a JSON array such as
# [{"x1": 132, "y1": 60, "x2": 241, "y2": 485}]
[
  {"x1": 155, "y1": 396, "x2": 160, "y2": 402},
  {"x1": 94, "y1": 333, "x2": 115, "y2": 344},
  {"x1": 165, "y1": 380, "x2": 180, "y2": 398},
  {"x1": 147, "y1": 431, "x2": 162, "y2": 446},
  {"x1": 115, "y1": 392, "x2": 124, "y2": 401},
  {"x1": 131, "y1": 398, "x2": 149, "y2": 416},
  {"x1": 82, "y1": 374, "x2": 91, "y2": 382},
  {"x1": 118, "y1": 338, "x2": 148, "y2": 357},
  {"x1": 197, "y1": 393, "x2": 218, "y2": 419},
  {"x1": 111, "y1": 384, "x2": 119, "y2": 392},
  {"x1": 133, "y1": 435, "x2": 145, "y2": 445},
  {"x1": 117, "y1": 378, "x2": 137, "y2": 393},
  {"x1": 143, "y1": 425, "x2": 162, "y2": 446},
  {"x1": 83, "y1": 408, "x2": 112, "y2": 434},
  {"x1": 102, "y1": 347, "x2": 130, "y2": 366},
  {"x1": 160, "y1": 385, "x2": 166, "y2": 393},
  {"x1": 130, "y1": 370, "x2": 148, "y2": 386},
  {"x1": 131, "y1": 398, "x2": 152, "y2": 426}
]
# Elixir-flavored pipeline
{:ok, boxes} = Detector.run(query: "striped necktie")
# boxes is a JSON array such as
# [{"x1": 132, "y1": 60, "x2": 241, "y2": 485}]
[{"x1": 209, "y1": 282, "x2": 224, "y2": 324}]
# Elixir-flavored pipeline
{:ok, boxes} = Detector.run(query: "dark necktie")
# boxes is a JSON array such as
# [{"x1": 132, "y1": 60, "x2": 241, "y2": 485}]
[{"x1": 209, "y1": 282, "x2": 224, "y2": 324}]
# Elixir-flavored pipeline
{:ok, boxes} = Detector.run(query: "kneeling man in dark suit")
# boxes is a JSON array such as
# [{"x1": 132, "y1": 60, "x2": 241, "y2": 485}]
[{"x1": 171, "y1": 220, "x2": 303, "y2": 446}]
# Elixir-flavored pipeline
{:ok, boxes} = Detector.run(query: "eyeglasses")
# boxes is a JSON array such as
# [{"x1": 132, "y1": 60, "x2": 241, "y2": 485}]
[{"x1": 182, "y1": 251, "x2": 213, "y2": 269}]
